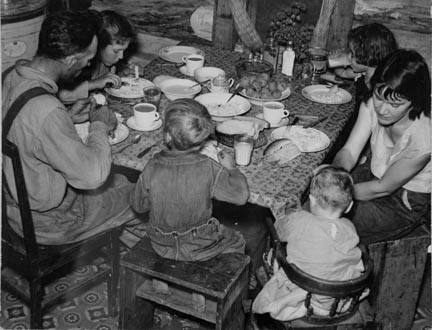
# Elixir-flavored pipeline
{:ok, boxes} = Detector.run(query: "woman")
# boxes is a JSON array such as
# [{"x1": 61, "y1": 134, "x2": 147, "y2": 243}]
[
  {"x1": 59, "y1": 10, "x2": 135, "y2": 103},
  {"x1": 332, "y1": 49, "x2": 431, "y2": 244}
]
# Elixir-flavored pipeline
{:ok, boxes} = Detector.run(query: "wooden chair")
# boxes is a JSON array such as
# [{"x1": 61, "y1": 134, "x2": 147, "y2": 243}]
[
  {"x1": 259, "y1": 216, "x2": 375, "y2": 328},
  {"x1": 1, "y1": 139, "x2": 121, "y2": 329}
]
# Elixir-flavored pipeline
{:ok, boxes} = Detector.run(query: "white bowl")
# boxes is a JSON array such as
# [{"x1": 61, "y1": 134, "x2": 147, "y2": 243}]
[
  {"x1": 194, "y1": 67, "x2": 226, "y2": 83},
  {"x1": 159, "y1": 78, "x2": 202, "y2": 100},
  {"x1": 195, "y1": 92, "x2": 251, "y2": 121}
]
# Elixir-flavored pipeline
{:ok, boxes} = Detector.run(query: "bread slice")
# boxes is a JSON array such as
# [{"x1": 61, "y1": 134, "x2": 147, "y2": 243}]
[
  {"x1": 216, "y1": 116, "x2": 269, "y2": 139},
  {"x1": 264, "y1": 138, "x2": 301, "y2": 166}
]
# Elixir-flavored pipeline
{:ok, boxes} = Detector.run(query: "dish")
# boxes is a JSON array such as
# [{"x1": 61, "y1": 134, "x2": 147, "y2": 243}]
[
  {"x1": 158, "y1": 78, "x2": 201, "y2": 100},
  {"x1": 75, "y1": 122, "x2": 129, "y2": 145},
  {"x1": 105, "y1": 77, "x2": 154, "y2": 99},
  {"x1": 195, "y1": 92, "x2": 251, "y2": 121},
  {"x1": 302, "y1": 85, "x2": 352, "y2": 105},
  {"x1": 239, "y1": 87, "x2": 291, "y2": 106},
  {"x1": 158, "y1": 45, "x2": 205, "y2": 63},
  {"x1": 126, "y1": 117, "x2": 162, "y2": 132},
  {"x1": 256, "y1": 113, "x2": 290, "y2": 128},
  {"x1": 194, "y1": 67, "x2": 225, "y2": 83},
  {"x1": 271, "y1": 126, "x2": 330, "y2": 152},
  {"x1": 179, "y1": 65, "x2": 195, "y2": 77}
]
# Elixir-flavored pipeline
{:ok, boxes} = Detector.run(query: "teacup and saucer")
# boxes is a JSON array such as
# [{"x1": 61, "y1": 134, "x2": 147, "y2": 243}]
[{"x1": 126, "y1": 103, "x2": 162, "y2": 131}]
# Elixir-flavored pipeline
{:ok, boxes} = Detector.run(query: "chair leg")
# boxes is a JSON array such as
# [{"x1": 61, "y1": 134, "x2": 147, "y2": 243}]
[
  {"x1": 108, "y1": 229, "x2": 120, "y2": 317},
  {"x1": 29, "y1": 279, "x2": 44, "y2": 329}
]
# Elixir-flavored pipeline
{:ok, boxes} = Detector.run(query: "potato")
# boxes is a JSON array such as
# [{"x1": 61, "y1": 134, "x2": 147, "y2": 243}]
[
  {"x1": 239, "y1": 76, "x2": 251, "y2": 88},
  {"x1": 271, "y1": 90, "x2": 282, "y2": 98},
  {"x1": 267, "y1": 80, "x2": 278, "y2": 92},
  {"x1": 258, "y1": 72, "x2": 270, "y2": 81}
]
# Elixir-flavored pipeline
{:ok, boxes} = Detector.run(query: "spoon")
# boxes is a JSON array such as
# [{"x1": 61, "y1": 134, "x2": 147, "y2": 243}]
[
  {"x1": 217, "y1": 85, "x2": 242, "y2": 108},
  {"x1": 114, "y1": 134, "x2": 141, "y2": 153}
]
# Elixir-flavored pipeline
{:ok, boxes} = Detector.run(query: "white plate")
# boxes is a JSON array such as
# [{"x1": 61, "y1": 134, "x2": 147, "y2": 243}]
[
  {"x1": 179, "y1": 65, "x2": 195, "y2": 77},
  {"x1": 126, "y1": 117, "x2": 163, "y2": 132},
  {"x1": 158, "y1": 45, "x2": 205, "y2": 63},
  {"x1": 75, "y1": 122, "x2": 129, "y2": 145},
  {"x1": 239, "y1": 87, "x2": 291, "y2": 106},
  {"x1": 271, "y1": 126, "x2": 330, "y2": 152},
  {"x1": 105, "y1": 77, "x2": 154, "y2": 99},
  {"x1": 256, "y1": 113, "x2": 289, "y2": 128},
  {"x1": 195, "y1": 92, "x2": 251, "y2": 121},
  {"x1": 302, "y1": 85, "x2": 352, "y2": 105}
]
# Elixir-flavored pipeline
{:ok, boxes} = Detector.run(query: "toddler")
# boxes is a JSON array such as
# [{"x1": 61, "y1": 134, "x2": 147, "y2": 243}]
[
  {"x1": 131, "y1": 98, "x2": 249, "y2": 261},
  {"x1": 253, "y1": 166, "x2": 366, "y2": 321}
]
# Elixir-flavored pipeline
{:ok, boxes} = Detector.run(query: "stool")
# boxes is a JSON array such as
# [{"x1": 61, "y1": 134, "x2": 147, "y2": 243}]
[
  {"x1": 367, "y1": 225, "x2": 431, "y2": 329},
  {"x1": 119, "y1": 237, "x2": 250, "y2": 330}
]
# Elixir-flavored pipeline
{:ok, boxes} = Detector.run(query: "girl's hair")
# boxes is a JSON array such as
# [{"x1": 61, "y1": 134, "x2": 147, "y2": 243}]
[
  {"x1": 97, "y1": 10, "x2": 135, "y2": 49},
  {"x1": 164, "y1": 99, "x2": 214, "y2": 151},
  {"x1": 369, "y1": 49, "x2": 431, "y2": 119},
  {"x1": 310, "y1": 166, "x2": 354, "y2": 212},
  {"x1": 348, "y1": 23, "x2": 397, "y2": 67}
]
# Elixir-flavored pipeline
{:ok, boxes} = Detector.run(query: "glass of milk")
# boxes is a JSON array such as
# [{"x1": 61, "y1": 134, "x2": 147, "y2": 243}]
[{"x1": 234, "y1": 134, "x2": 254, "y2": 166}]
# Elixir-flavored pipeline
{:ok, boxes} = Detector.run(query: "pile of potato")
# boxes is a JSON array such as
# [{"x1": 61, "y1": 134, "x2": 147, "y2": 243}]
[{"x1": 238, "y1": 73, "x2": 289, "y2": 99}]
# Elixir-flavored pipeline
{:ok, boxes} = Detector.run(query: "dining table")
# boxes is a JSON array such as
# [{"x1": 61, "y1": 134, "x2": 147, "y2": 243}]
[{"x1": 107, "y1": 42, "x2": 356, "y2": 224}]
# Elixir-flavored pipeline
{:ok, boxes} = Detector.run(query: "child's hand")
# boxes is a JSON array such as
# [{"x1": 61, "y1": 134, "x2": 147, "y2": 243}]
[{"x1": 218, "y1": 150, "x2": 236, "y2": 170}]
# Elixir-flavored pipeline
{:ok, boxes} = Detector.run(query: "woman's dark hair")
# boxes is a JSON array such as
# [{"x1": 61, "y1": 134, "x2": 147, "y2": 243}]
[
  {"x1": 97, "y1": 10, "x2": 135, "y2": 50},
  {"x1": 37, "y1": 10, "x2": 99, "y2": 59},
  {"x1": 369, "y1": 49, "x2": 431, "y2": 119},
  {"x1": 348, "y1": 23, "x2": 398, "y2": 67}
]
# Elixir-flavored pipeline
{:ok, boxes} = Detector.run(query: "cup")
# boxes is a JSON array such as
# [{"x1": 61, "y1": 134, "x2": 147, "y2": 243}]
[
  {"x1": 143, "y1": 86, "x2": 162, "y2": 108},
  {"x1": 208, "y1": 75, "x2": 235, "y2": 93},
  {"x1": 262, "y1": 101, "x2": 289, "y2": 126},
  {"x1": 308, "y1": 47, "x2": 328, "y2": 76},
  {"x1": 234, "y1": 134, "x2": 254, "y2": 166},
  {"x1": 182, "y1": 54, "x2": 205, "y2": 75},
  {"x1": 133, "y1": 103, "x2": 160, "y2": 128}
]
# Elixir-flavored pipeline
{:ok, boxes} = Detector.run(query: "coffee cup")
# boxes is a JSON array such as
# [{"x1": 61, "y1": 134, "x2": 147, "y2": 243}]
[
  {"x1": 182, "y1": 54, "x2": 204, "y2": 75},
  {"x1": 234, "y1": 134, "x2": 254, "y2": 166},
  {"x1": 208, "y1": 75, "x2": 235, "y2": 93},
  {"x1": 262, "y1": 102, "x2": 289, "y2": 126},
  {"x1": 133, "y1": 103, "x2": 160, "y2": 128}
]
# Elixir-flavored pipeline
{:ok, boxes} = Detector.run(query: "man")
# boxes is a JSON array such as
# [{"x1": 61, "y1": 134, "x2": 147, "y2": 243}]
[{"x1": 2, "y1": 11, "x2": 137, "y2": 245}]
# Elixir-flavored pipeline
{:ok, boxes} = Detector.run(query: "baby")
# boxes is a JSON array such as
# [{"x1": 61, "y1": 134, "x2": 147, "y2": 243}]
[
  {"x1": 253, "y1": 165, "x2": 366, "y2": 321},
  {"x1": 130, "y1": 98, "x2": 249, "y2": 261}
]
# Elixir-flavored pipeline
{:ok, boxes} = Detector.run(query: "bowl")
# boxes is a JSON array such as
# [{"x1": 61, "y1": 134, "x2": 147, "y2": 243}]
[
  {"x1": 195, "y1": 92, "x2": 251, "y2": 121},
  {"x1": 194, "y1": 67, "x2": 226, "y2": 83},
  {"x1": 159, "y1": 78, "x2": 202, "y2": 100},
  {"x1": 235, "y1": 59, "x2": 273, "y2": 79}
]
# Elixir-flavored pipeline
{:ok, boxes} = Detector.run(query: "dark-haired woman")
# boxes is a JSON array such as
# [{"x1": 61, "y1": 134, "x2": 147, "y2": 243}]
[
  {"x1": 333, "y1": 49, "x2": 431, "y2": 244},
  {"x1": 59, "y1": 10, "x2": 135, "y2": 102}
]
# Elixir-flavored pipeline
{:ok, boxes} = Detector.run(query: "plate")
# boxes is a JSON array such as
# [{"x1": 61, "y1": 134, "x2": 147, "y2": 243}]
[
  {"x1": 215, "y1": 131, "x2": 267, "y2": 149},
  {"x1": 239, "y1": 87, "x2": 291, "y2": 106},
  {"x1": 158, "y1": 45, "x2": 205, "y2": 63},
  {"x1": 195, "y1": 92, "x2": 251, "y2": 121},
  {"x1": 271, "y1": 126, "x2": 330, "y2": 152},
  {"x1": 105, "y1": 77, "x2": 154, "y2": 99},
  {"x1": 179, "y1": 65, "x2": 195, "y2": 77},
  {"x1": 302, "y1": 85, "x2": 352, "y2": 105},
  {"x1": 256, "y1": 113, "x2": 290, "y2": 128},
  {"x1": 126, "y1": 117, "x2": 162, "y2": 132},
  {"x1": 75, "y1": 122, "x2": 129, "y2": 145}
]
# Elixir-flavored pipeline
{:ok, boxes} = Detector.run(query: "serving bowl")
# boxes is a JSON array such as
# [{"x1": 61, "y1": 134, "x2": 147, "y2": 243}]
[
  {"x1": 194, "y1": 67, "x2": 226, "y2": 83},
  {"x1": 195, "y1": 92, "x2": 251, "y2": 121},
  {"x1": 159, "y1": 78, "x2": 201, "y2": 100}
]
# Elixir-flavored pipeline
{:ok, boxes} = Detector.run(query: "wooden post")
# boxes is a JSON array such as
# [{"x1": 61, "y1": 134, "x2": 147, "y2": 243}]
[
  {"x1": 311, "y1": 0, "x2": 337, "y2": 48},
  {"x1": 212, "y1": 0, "x2": 236, "y2": 49}
]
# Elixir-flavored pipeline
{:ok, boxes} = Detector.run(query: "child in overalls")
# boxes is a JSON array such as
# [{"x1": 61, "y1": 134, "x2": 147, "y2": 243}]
[{"x1": 131, "y1": 98, "x2": 249, "y2": 261}]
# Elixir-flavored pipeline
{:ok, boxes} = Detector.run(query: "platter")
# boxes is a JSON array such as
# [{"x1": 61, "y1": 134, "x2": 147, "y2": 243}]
[
  {"x1": 239, "y1": 87, "x2": 291, "y2": 106},
  {"x1": 271, "y1": 126, "x2": 330, "y2": 152},
  {"x1": 195, "y1": 92, "x2": 251, "y2": 121},
  {"x1": 158, "y1": 45, "x2": 205, "y2": 63},
  {"x1": 105, "y1": 77, "x2": 154, "y2": 99},
  {"x1": 75, "y1": 122, "x2": 129, "y2": 145},
  {"x1": 301, "y1": 85, "x2": 352, "y2": 105}
]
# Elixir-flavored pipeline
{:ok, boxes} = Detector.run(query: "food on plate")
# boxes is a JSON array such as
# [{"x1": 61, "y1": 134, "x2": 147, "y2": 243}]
[
  {"x1": 241, "y1": 73, "x2": 289, "y2": 100},
  {"x1": 309, "y1": 85, "x2": 345, "y2": 104},
  {"x1": 271, "y1": 126, "x2": 330, "y2": 152},
  {"x1": 216, "y1": 116, "x2": 269, "y2": 139},
  {"x1": 92, "y1": 93, "x2": 107, "y2": 105},
  {"x1": 206, "y1": 103, "x2": 243, "y2": 117},
  {"x1": 263, "y1": 138, "x2": 301, "y2": 166}
]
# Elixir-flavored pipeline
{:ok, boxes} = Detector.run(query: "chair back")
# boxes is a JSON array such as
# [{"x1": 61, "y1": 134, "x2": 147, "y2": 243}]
[{"x1": 2, "y1": 139, "x2": 40, "y2": 263}]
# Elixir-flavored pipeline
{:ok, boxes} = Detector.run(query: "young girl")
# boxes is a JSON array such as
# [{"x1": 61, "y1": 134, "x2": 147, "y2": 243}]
[
  {"x1": 130, "y1": 99, "x2": 249, "y2": 261},
  {"x1": 59, "y1": 10, "x2": 135, "y2": 103}
]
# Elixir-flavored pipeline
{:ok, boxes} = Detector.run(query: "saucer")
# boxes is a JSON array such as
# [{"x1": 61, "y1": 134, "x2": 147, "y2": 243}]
[
  {"x1": 256, "y1": 113, "x2": 290, "y2": 128},
  {"x1": 179, "y1": 65, "x2": 195, "y2": 77},
  {"x1": 126, "y1": 117, "x2": 162, "y2": 132}
]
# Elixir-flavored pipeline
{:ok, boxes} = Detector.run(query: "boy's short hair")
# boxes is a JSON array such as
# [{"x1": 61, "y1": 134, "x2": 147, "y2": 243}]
[
  {"x1": 310, "y1": 166, "x2": 354, "y2": 212},
  {"x1": 164, "y1": 98, "x2": 214, "y2": 151}
]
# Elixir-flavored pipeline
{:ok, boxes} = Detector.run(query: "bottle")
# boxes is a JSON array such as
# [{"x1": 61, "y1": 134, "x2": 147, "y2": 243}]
[
  {"x1": 281, "y1": 41, "x2": 295, "y2": 77},
  {"x1": 275, "y1": 41, "x2": 286, "y2": 74},
  {"x1": 263, "y1": 36, "x2": 277, "y2": 69}
]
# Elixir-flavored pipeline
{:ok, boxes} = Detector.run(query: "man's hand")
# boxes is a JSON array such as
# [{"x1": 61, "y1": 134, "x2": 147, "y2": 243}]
[
  {"x1": 68, "y1": 97, "x2": 95, "y2": 123},
  {"x1": 218, "y1": 149, "x2": 236, "y2": 170},
  {"x1": 89, "y1": 73, "x2": 122, "y2": 90},
  {"x1": 89, "y1": 105, "x2": 118, "y2": 136}
]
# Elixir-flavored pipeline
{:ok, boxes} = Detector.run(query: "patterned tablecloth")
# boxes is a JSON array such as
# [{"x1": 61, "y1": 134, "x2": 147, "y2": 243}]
[{"x1": 108, "y1": 43, "x2": 356, "y2": 222}]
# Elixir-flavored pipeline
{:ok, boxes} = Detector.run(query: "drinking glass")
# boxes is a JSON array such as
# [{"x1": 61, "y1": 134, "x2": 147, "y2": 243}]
[
  {"x1": 143, "y1": 86, "x2": 162, "y2": 108},
  {"x1": 308, "y1": 47, "x2": 328, "y2": 82},
  {"x1": 233, "y1": 135, "x2": 254, "y2": 166}
]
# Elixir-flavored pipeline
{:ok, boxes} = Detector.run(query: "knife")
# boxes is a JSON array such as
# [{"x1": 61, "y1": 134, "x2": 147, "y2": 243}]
[
  {"x1": 137, "y1": 143, "x2": 157, "y2": 158},
  {"x1": 303, "y1": 116, "x2": 328, "y2": 128}
]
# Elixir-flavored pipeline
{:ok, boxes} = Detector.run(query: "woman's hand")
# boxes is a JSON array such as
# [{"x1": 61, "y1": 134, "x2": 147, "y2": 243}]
[
  {"x1": 68, "y1": 97, "x2": 95, "y2": 123},
  {"x1": 218, "y1": 149, "x2": 236, "y2": 170},
  {"x1": 89, "y1": 73, "x2": 122, "y2": 90}
]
